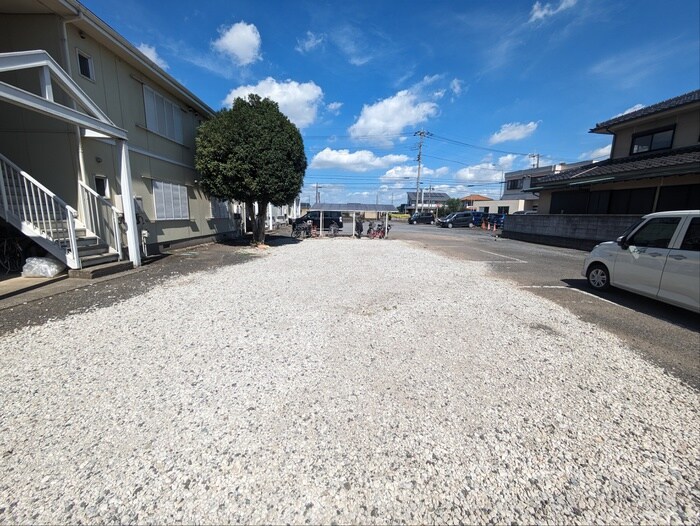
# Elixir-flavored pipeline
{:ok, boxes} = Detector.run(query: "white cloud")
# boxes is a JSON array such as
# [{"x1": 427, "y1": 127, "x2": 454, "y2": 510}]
[
  {"x1": 310, "y1": 148, "x2": 409, "y2": 172},
  {"x1": 488, "y1": 122, "x2": 539, "y2": 144},
  {"x1": 296, "y1": 31, "x2": 324, "y2": 53},
  {"x1": 213, "y1": 21, "x2": 262, "y2": 66},
  {"x1": 348, "y1": 85, "x2": 440, "y2": 145},
  {"x1": 380, "y1": 164, "x2": 448, "y2": 185},
  {"x1": 332, "y1": 25, "x2": 372, "y2": 66},
  {"x1": 137, "y1": 44, "x2": 168, "y2": 70},
  {"x1": 529, "y1": 0, "x2": 578, "y2": 23},
  {"x1": 327, "y1": 102, "x2": 343, "y2": 115},
  {"x1": 455, "y1": 154, "x2": 518, "y2": 182},
  {"x1": 223, "y1": 77, "x2": 323, "y2": 129},
  {"x1": 450, "y1": 78, "x2": 463, "y2": 96},
  {"x1": 614, "y1": 103, "x2": 645, "y2": 117},
  {"x1": 580, "y1": 144, "x2": 612, "y2": 161}
]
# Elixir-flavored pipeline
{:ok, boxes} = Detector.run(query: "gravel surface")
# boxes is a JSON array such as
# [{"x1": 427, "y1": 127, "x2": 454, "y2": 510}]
[{"x1": 1, "y1": 238, "x2": 698, "y2": 524}]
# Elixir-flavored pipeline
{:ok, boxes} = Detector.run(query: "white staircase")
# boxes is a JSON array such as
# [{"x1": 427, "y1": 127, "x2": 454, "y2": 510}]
[{"x1": 0, "y1": 153, "x2": 121, "y2": 270}]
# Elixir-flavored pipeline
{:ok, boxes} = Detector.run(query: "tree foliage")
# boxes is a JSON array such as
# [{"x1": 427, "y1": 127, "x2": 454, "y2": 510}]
[
  {"x1": 437, "y1": 198, "x2": 462, "y2": 216},
  {"x1": 445, "y1": 198, "x2": 462, "y2": 213},
  {"x1": 195, "y1": 94, "x2": 306, "y2": 243}
]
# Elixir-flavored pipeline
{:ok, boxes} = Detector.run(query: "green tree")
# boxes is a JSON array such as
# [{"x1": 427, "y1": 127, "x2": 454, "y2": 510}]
[
  {"x1": 446, "y1": 198, "x2": 462, "y2": 213},
  {"x1": 195, "y1": 94, "x2": 306, "y2": 244}
]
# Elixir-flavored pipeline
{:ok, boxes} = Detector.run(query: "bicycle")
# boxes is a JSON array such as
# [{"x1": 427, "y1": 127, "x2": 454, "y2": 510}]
[
  {"x1": 0, "y1": 237, "x2": 24, "y2": 274},
  {"x1": 327, "y1": 222, "x2": 339, "y2": 237},
  {"x1": 292, "y1": 222, "x2": 311, "y2": 239},
  {"x1": 367, "y1": 222, "x2": 391, "y2": 239}
]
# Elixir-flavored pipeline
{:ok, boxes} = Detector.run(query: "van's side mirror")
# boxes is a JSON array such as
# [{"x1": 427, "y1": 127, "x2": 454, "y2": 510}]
[{"x1": 616, "y1": 235, "x2": 628, "y2": 248}]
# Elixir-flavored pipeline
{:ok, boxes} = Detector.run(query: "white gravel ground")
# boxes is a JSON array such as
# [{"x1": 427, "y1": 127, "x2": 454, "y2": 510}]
[{"x1": 1, "y1": 238, "x2": 698, "y2": 525}]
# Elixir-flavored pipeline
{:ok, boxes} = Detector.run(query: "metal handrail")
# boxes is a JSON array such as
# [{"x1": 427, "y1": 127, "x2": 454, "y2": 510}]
[
  {"x1": 78, "y1": 181, "x2": 123, "y2": 260},
  {"x1": 0, "y1": 152, "x2": 80, "y2": 267}
]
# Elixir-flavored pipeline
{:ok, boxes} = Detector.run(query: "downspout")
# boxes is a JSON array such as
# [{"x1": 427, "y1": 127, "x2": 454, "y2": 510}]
[
  {"x1": 61, "y1": 16, "x2": 90, "y2": 247},
  {"x1": 61, "y1": 17, "x2": 89, "y2": 190}
]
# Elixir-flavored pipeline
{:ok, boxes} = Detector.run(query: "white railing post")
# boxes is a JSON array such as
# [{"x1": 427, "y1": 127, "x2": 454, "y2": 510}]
[
  {"x1": 65, "y1": 207, "x2": 80, "y2": 269},
  {"x1": 112, "y1": 209, "x2": 123, "y2": 260},
  {"x1": 0, "y1": 159, "x2": 8, "y2": 213},
  {"x1": 118, "y1": 140, "x2": 140, "y2": 267},
  {"x1": 39, "y1": 65, "x2": 54, "y2": 101}
]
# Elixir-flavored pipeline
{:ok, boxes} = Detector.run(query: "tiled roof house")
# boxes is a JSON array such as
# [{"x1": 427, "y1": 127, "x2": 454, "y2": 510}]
[{"x1": 531, "y1": 89, "x2": 700, "y2": 214}]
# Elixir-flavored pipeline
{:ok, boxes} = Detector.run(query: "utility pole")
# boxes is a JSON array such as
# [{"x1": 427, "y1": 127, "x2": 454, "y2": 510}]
[
  {"x1": 529, "y1": 153, "x2": 540, "y2": 168},
  {"x1": 414, "y1": 130, "x2": 428, "y2": 214},
  {"x1": 314, "y1": 183, "x2": 323, "y2": 204}
]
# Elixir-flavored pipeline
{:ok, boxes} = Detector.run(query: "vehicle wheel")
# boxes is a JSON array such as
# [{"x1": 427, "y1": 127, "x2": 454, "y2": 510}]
[
  {"x1": 447, "y1": 223, "x2": 453, "y2": 229},
  {"x1": 587, "y1": 263, "x2": 610, "y2": 291},
  {"x1": 292, "y1": 228, "x2": 301, "y2": 239},
  {"x1": 430, "y1": 220, "x2": 435, "y2": 225},
  {"x1": 411, "y1": 220, "x2": 416, "y2": 225}
]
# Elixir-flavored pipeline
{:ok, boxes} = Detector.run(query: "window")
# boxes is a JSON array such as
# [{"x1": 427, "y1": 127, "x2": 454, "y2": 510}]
[
  {"x1": 506, "y1": 179, "x2": 523, "y2": 190},
  {"x1": 210, "y1": 198, "x2": 230, "y2": 219},
  {"x1": 680, "y1": 218, "x2": 700, "y2": 251},
  {"x1": 143, "y1": 85, "x2": 184, "y2": 143},
  {"x1": 77, "y1": 50, "x2": 94, "y2": 81},
  {"x1": 153, "y1": 180, "x2": 189, "y2": 220},
  {"x1": 628, "y1": 217, "x2": 680, "y2": 248},
  {"x1": 94, "y1": 175, "x2": 109, "y2": 198},
  {"x1": 497, "y1": 206, "x2": 510, "y2": 214},
  {"x1": 631, "y1": 127, "x2": 674, "y2": 154}
]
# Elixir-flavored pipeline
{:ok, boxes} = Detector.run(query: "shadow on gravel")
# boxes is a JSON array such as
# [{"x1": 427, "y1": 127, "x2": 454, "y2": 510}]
[
  {"x1": 264, "y1": 235, "x2": 302, "y2": 247},
  {"x1": 562, "y1": 278, "x2": 700, "y2": 331}
]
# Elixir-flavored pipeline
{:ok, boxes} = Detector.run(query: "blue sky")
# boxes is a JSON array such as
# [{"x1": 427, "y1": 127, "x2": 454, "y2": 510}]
[{"x1": 82, "y1": 0, "x2": 699, "y2": 204}]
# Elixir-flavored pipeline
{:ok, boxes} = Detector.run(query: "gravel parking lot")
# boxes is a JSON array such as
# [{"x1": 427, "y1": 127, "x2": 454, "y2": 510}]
[{"x1": 1, "y1": 238, "x2": 698, "y2": 524}]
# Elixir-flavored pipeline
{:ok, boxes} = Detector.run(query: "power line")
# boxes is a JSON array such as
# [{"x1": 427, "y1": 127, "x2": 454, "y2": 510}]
[{"x1": 427, "y1": 133, "x2": 531, "y2": 156}]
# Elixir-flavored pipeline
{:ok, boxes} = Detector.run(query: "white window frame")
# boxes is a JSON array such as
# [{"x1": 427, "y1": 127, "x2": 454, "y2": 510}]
[
  {"x1": 143, "y1": 85, "x2": 184, "y2": 143},
  {"x1": 210, "y1": 198, "x2": 230, "y2": 219},
  {"x1": 153, "y1": 180, "x2": 189, "y2": 220},
  {"x1": 93, "y1": 174, "x2": 110, "y2": 198},
  {"x1": 76, "y1": 49, "x2": 95, "y2": 81}
]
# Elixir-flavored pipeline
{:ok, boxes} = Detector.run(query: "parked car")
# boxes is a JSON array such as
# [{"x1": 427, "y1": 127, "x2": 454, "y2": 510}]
[
  {"x1": 485, "y1": 213, "x2": 507, "y2": 228},
  {"x1": 582, "y1": 210, "x2": 700, "y2": 313},
  {"x1": 440, "y1": 211, "x2": 477, "y2": 228},
  {"x1": 470, "y1": 211, "x2": 484, "y2": 227},
  {"x1": 409, "y1": 212, "x2": 435, "y2": 225},
  {"x1": 436, "y1": 212, "x2": 456, "y2": 226},
  {"x1": 291, "y1": 211, "x2": 343, "y2": 230},
  {"x1": 512, "y1": 210, "x2": 538, "y2": 215}
]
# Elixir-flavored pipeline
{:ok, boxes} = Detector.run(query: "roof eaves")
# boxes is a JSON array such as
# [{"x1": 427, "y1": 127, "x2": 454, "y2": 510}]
[
  {"x1": 590, "y1": 89, "x2": 700, "y2": 133},
  {"x1": 64, "y1": 0, "x2": 215, "y2": 118}
]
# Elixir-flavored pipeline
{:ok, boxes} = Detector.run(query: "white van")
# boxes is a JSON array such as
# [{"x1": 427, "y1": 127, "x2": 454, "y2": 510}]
[{"x1": 582, "y1": 210, "x2": 700, "y2": 313}]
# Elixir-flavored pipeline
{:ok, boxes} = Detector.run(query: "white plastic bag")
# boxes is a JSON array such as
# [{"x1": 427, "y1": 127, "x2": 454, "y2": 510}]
[{"x1": 22, "y1": 257, "x2": 66, "y2": 278}]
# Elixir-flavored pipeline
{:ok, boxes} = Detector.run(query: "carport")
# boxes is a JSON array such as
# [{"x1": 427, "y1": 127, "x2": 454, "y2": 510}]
[{"x1": 308, "y1": 203, "x2": 398, "y2": 237}]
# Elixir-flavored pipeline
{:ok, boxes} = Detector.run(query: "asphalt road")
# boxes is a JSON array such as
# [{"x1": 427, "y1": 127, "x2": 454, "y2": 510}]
[{"x1": 391, "y1": 222, "x2": 700, "y2": 390}]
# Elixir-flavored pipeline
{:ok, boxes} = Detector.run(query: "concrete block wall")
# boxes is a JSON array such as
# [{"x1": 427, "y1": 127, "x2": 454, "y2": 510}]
[{"x1": 503, "y1": 215, "x2": 642, "y2": 251}]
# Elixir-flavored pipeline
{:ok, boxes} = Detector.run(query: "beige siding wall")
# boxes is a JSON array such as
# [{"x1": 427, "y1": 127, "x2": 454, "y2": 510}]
[
  {"x1": 474, "y1": 199, "x2": 529, "y2": 213},
  {"x1": 0, "y1": 15, "x2": 79, "y2": 206},
  {"x1": 611, "y1": 107, "x2": 700, "y2": 159},
  {"x1": 0, "y1": 14, "x2": 237, "y2": 246}
]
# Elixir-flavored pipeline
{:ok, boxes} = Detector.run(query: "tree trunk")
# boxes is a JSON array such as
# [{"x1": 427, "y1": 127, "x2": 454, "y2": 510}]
[{"x1": 252, "y1": 200, "x2": 268, "y2": 244}]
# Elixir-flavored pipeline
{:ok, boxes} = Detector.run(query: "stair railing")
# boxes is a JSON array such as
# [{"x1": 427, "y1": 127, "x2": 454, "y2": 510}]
[
  {"x1": 0, "y1": 152, "x2": 80, "y2": 268},
  {"x1": 78, "y1": 181, "x2": 123, "y2": 261}
]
